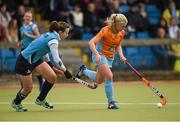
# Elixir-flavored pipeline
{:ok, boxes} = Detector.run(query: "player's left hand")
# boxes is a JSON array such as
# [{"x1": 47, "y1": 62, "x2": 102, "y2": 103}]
[
  {"x1": 95, "y1": 54, "x2": 101, "y2": 63},
  {"x1": 23, "y1": 32, "x2": 29, "y2": 36}
]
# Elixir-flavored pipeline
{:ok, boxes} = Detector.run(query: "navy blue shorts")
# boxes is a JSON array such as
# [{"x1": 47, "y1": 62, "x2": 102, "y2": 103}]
[{"x1": 14, "y1": 54, "x2": 43, "y2": 75}]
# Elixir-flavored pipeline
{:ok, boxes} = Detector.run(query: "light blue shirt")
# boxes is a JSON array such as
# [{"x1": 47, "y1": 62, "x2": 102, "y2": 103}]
[
  {"x1": 21, "y1": 31, "x2": 60, "y2": 64},
  {"x1": 20, "y1": 22, "x2": 37, "y2": 48}
]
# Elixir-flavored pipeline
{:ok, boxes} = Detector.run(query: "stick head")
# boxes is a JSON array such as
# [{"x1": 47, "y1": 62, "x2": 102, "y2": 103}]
[
  {"x1": 161, "y1": 97, "x2": 167, "y2": 105},
  {"x1": 156, "y1": 97, "x2": 166, "y2": 108}
]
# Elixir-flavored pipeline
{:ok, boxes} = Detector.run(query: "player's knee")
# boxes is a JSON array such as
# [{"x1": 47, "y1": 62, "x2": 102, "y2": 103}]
[
  {"x1": 98, "y1": 80, "x2": 104, "y2": 84},
  {"x1": 96, "y1": 75, "x2": 104, "y2": 84},
  {"x1": 23, "y1": 86, "x2": 33, "y2": 94},
  {"x1": 104, "y1": 73, "x2": 113, "y2": 80},
  {"x1": 47, "y1": 74, "x2": 57, "y2": 83}
]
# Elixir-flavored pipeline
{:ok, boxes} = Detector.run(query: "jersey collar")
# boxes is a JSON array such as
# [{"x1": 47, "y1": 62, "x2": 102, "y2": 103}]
[
  {"x1": 23, "y1": 22, "x2": 33, "y2": 28},
  {"x1": 54, "y1": 31, "x2": 61, "y2": 40}
]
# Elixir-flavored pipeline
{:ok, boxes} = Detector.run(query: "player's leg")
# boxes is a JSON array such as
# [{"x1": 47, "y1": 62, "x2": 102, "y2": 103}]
[
  {"x1": 33, "y1": 61, "x2": 46, "y2": 91},
  {"x1": 12, "y1": 54, "x2": 34, "y2": 112},
  {"x1": 76, "y1": 54, "x2": 106, "y2": 83},
  {"x1": 97, "y1": 63, "x2": 118, "y2": 109},
  {"x1": 34, "y1": 61, "x2": 56, "y2": 109},
  {"x1": 18, "y1": 78, "x2": 23, "y2": 93},
  {"x1": 76, "y1": 65, "x2": 97, "y2": 82},
  {"x1": 95, "y1": 68, "x2": 104, "y2": 84},
  {"x1": 11, "y1": 74, "x2": 33, "y2": 112}
]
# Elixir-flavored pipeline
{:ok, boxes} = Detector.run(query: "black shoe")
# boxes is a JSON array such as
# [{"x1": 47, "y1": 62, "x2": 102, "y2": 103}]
[
  {"x1": 35, "y1": 99, "x2": 54, "y2": 109},
  {"x1": 11, "y1": 100, "x2": 28, "y2": 112},
  {"x1": 76, "y1": 65, "x2": 87, "y2": 78},
  {"x1": 108, "y1": 101, "x2": 119, "y2": 109}
]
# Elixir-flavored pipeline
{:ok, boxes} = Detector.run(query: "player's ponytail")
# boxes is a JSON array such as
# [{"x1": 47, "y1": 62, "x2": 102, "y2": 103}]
[
  {"x1": 49, "y1": 21, "x2": 70, "y2": 33},
  {"x1": 107, "y1": 13, "x2": 128, "y2": 33},
  {"x1": 49, "y1": 21, "x2": 59, "y2": 32}
]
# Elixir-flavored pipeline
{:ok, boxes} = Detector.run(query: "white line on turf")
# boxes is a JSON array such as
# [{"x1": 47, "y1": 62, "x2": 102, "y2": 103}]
[
  {"x1": 0, "y1": 120, "x2": 179, "y2": 122},
  {"x1": 0, "y1": 102, "x2": 180, "y2": 105}
]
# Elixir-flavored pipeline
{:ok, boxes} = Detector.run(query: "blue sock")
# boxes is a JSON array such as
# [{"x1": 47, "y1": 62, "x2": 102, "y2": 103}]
[
  {"x1": 37, "y1": 75, "x2": 45, "y2": 91},
  {"x1": 104, "y1": 80, "x2": 114, "y2": 103},
  {"x1": 83, "y1": 69, "x2": 96, "y2": 82}
]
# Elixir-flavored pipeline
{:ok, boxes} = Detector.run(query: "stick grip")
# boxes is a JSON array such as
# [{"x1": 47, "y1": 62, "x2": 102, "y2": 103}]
[
  {"x1": 125, "y1": 61, "x2": 142, "y2": 79},
  {"x1": 53, "y1": 67, "x2": 97, "y2": 89}
]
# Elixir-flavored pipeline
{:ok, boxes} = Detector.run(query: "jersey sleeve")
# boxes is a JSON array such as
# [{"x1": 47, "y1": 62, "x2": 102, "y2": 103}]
[
  {"x1": 121, "y1": 30, "x2": 126, "y2": 39},
  {"x1": 32, "y1": 24, "x2": 37, "y2": 30},
  {"x1": 94, "y1": 27, "x2": 107, "y2": 40},
  {"x1": 48, "y1": 39, "x2": 66, "y2": 71},
  {"x1": 48, "y1": 39, "x2": 59, "y2": 47}
]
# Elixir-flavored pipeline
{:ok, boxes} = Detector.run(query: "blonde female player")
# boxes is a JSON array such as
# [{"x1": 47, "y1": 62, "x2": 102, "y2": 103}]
[
  {"x1": 76, "y1": 13, "x2": 128, "y2": 109},
  {"x1": 11, "y1": 21, "x2": 72, "y2": 112}
]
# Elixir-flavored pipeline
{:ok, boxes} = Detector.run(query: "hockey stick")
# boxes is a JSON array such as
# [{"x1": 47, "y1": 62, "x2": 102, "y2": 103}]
[
  {"x1": 125, "y1": 60, "x2": 167, "y2": 105},
  {"x1": 52, "y1": 67, "x2": 97, "y2": 89}
]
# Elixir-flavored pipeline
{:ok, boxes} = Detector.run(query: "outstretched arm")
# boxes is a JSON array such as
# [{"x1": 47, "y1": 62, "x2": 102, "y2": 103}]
[
  {"x1": 48, "y1": 39, "x2": 66, "y2": 71},
  {"x1": 48, "y1": 39, "x2": 72, "y2": 79},
  {"x1": 89, "y1": 37, "x2": 101, "y2": 63},
  {"x1": 89, "y1": 37, "x2": 99, "y2": 55}
]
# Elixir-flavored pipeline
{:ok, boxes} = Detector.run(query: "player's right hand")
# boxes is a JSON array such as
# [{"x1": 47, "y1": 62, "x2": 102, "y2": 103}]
[
  {"x1": 16, "y1": 41, "x2": 22, "y2": 47},
  {"x1": 64, "y1": 70, "x2": 73, "y2": 79},
  {"x1": 120, "y1": 56, "x2": 127, "y2": 64},
  {"x1": 95, "y1": 54, "x2": 101, "y2": 63}
]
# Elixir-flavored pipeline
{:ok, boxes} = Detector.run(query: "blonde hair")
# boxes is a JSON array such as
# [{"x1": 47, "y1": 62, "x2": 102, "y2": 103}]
[
  {"x1": 107, "y1": 13, "x2": 128, "y2": 26},
  {"x1": 6, "y1": 19, "x2": 18, "y2": 43}
]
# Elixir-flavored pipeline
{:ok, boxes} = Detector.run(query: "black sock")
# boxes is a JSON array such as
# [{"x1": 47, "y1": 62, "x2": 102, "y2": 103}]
[
  {"x1": 14, "y1": 92, "x2": 27, "y2": 104},
  {"x1": 37, "y1": 75, "x2": 44, "y2": 91},
  {"x1": 37, "y1": 80, "x2": 54, "y2": 101}
]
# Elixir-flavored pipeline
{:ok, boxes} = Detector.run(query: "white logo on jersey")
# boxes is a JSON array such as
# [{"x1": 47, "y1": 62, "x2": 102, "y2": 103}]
[{"x1": 27, "y1": 69, "x2": 31, "y2": 74}]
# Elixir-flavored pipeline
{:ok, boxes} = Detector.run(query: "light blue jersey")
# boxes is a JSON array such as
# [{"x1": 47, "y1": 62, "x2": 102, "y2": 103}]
[
  {"x1": 21, "y1": 31, "x2": 60, "y2": 64},
  {"x1": 20, "y1": 22, "x2": 37, "y2": 48}
]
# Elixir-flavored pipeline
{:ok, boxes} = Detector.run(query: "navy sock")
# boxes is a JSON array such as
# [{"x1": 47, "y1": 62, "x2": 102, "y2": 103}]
[
  {"x1": 14, "y1": 92, "x2": 27, "y2": 104},
  {"x1": 37, "y1": 80, "x2": 54, "y2": 101},
  {"x1": 37, "y1": 75, "x2": 44, "y2": 91}
]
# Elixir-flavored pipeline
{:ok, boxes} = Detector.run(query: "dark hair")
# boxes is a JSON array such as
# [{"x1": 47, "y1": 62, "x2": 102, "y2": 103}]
[
  {"x1": 0, "y1": 3, "x2": 6, "y2": 9},
  {"x1": 49, "y1": 21, "x2": 70, "y2": 32}
]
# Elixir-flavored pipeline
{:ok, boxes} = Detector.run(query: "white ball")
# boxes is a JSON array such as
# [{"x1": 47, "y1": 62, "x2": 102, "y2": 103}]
[{"x1": 156, "y1": 102, "x2": 163, "y2": 108}]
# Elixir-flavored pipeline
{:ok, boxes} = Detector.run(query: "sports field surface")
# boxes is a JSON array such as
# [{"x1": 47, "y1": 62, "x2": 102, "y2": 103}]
[{"x1": 0, "y1": 81, "x2": 180, "y2": 121}]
